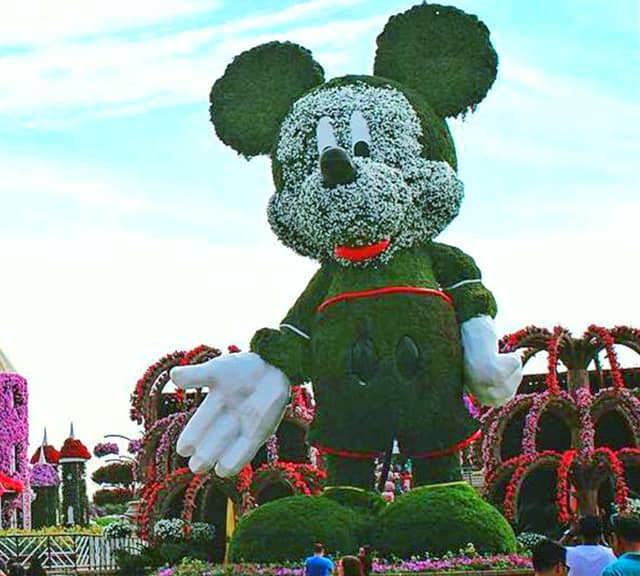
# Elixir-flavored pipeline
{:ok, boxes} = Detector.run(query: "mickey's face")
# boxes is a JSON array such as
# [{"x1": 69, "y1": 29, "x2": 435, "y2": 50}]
[
  {"x1": 268, "y1": 80, "x2": 463, "y2": 266},
  {"x1": 208, "y1": 4, "x2": 498, "y2": 266}
]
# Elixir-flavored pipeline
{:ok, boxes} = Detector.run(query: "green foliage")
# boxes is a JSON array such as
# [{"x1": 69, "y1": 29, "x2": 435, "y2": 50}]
[
  {"x1": 374, "y1": 482, "x2": 517, "y2": 558},
  {"x1": 322, "y1": 486, "x2": 386, "y2": 514},
  {"x1": 321, "y1": 487, "x2": 386, "y2": 544},
  {"x1": 61, "y1": 461, "x2": 90, "y2": 526},
  {"x1": 115, "y1": 549, "x2": 161, "y2": 576},
  {"x1": 31, "y1": 486, "x2": 59, "y2": 528},
  {"x1": 230, "y1": 495, "x2": 359, "y2": 562},
  {"x1": 210, "y1": 41, "x2": 324, "y2": 158},
  {"x1": 374, "y1": 4, "x2": 497, "y2": 118}
]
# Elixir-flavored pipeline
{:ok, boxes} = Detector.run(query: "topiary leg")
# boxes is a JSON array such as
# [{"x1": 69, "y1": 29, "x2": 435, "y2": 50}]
[
  {"x1": 325, "y1": 455, "x2": 376, "y2": 490},
  {"x1": 411, "y1": 454, "x2": 462, "y2": 486}
]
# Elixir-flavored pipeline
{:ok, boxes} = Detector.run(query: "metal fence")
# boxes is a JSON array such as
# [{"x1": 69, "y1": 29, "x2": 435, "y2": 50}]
[{"x1": 0, "y1": 533, "x2": 145, "y2": 573}]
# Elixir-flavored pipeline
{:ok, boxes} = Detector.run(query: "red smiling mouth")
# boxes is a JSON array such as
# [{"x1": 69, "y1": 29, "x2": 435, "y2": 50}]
[{"x1": 334, "y1": 239, "x2": 391, "y2": 262}]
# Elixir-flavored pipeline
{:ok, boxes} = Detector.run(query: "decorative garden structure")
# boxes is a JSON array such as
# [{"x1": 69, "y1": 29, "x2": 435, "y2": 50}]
[
  {"x1": 131, "y1": 345, "x2": 325, "y2": 561},
  {"x1": 30, "y1": 430, "x2": 60, "y2": 528},
  {"x1": 481, "y1": 325, "x2": 640, "y2": 533},
  {"x1": 0, "y1": 350, "x2": 30, "y2": 529},
  {"x1": 59, "y1": 424, "x2": 91, "y2": 526}
]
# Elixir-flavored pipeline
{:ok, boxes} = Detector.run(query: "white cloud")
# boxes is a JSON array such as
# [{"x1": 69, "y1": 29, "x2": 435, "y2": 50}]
[
  {"x1": 0, "y1": 2, "x2": 382, "y2": 119},
  {"x1": 0, "y1": 0, "x2": 222, "y2": 45}
]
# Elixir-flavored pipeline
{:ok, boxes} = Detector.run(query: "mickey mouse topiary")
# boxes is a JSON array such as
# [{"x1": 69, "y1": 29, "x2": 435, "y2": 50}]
[{"x1": 173, "y1": 2, "x2": 521, "y2": 500}]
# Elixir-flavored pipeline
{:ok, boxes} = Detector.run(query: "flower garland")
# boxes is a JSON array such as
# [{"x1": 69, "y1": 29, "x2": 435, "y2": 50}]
[
  {"x1": 266, "y1": 435, "x2": 279, "y2": 464},
  {"x1": 594, "y1": 447, "x2": 629, "y2": 514},
  {"x1": 285, "y1": 386, "x2": 315, "y2": 425},
  {"x1": 575, "y1": 387, "x2": 595, "y2": 455},
  {"x1": 502, "y1": 451, "x2": 560, "y2": 521},
  {"x1": 545, "y1": 326, "x2": 566, "y2": 395},
  {"x1": 251, "y1": 462, "x2": 327, "y2": 497},
  {"x1": 156, "y1": 412, "x2": 191, "y2": 477},
  {"x1": 138, "y1": 467, "x2": 191, "y2": 540},
  {"x1": 556, "y1": 450, "x2": 576, "y2": 524},
  {"x1": 181, "y1": 473, "x2": 209, "y2": 525},
  {"x1": 588, "y1": 325, "x2": 625, "y2": 390},
  {"x1": 130, "y1": 350, "x2": 186, "y2": 426},
  {"x1": 236, "y1": 464, "x2": 253, "y2": 494}
]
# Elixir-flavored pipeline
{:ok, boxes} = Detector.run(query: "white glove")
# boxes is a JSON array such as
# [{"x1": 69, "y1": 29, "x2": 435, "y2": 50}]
[
  {"x1": 170, "y1": 352, "x2": 289, "y2": 477},
  {"x1": 461, "y1": 315, "x2": 522, "y2": 408}
]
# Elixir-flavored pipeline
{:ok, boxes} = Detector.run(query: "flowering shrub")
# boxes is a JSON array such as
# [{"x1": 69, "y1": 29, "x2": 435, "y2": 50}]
[
  {"x1": 92, "y1": 462, "x2": 134, "y2": 485},
  {"x1": 153, "y1": 519, "x2": 214, "y2": 543},
  {"x1": 104, "y1": 519, "x2": 133, "y2": 539},
  {"x1": 94, "y1": 442, "x2": 120, "y2": 458},
  {"x1": 517, "y1": 532, "x2": 547, "y2": 552},
  {"x1": 94, "y1": 487, "x2": 133, "y2": 506}
]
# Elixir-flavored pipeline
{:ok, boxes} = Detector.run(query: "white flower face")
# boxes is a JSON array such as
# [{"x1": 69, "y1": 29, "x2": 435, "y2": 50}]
[{"x1": 268, "y1": 81, "x2": 464, "y2": 266}]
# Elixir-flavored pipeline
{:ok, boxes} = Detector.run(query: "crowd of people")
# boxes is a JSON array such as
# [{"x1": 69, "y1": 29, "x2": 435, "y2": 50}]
[{"x1": 533, "y1": 515, "x2": 640, "y2": 576}]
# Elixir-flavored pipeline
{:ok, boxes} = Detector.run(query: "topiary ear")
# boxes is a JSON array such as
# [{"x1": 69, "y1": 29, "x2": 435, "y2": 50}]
[
  {"x1": 374, "y1": 4, "x2": 497, "y2": 118},
  {"x1": 210, "y1": 42, "x2": 325, "y2": 158}
]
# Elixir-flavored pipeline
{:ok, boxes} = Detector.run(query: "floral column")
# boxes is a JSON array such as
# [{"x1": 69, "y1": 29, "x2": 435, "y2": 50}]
[
  {"x1": 58, "y1": 424, "x2": 91, "y2": 526},
  {"x1": 0, "y1": 373, "x2": 30, "y2": 529}
]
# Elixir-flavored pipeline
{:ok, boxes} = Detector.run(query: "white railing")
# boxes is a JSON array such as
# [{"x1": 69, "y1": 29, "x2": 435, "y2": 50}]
[{"x1": 0, "y1": 533, "x2": 145, "y2": 573}]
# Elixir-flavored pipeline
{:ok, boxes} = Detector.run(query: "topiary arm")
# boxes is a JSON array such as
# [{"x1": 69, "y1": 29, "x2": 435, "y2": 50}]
[
  {"x1": 428, "y1": 241, "x2": 497, "y2": 323},
  {"x1": 250, "y1": 264, "x2": 334, "y2": 382},
  {"x1": 429, "y1": 242, "x2": 522, "y2": 407}
]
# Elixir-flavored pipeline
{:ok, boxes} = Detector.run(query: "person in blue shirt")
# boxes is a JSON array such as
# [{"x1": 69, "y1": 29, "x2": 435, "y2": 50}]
[
  {"x1": 603, "y1": 515, "x2": 640, "y2": 576},
  {"x1": 305, "y1": 543, "x2": 334, "y2": 576}
]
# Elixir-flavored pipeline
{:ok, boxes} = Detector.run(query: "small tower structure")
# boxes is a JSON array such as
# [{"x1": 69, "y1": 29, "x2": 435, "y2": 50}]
[
  {"x1": 59, "y1": 423, "x2": 91, "y2": 526},
  {"x1": 30, "y1": 429, "x2": 60, "y2": 527}
]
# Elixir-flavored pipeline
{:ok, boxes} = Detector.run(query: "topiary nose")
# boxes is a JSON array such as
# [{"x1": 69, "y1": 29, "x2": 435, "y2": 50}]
[{"x1": 320, "y1": 147, "x2": 356, "y2": 188}]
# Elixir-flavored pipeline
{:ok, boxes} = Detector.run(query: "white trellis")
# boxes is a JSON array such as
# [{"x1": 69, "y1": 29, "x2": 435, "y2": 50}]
[{"x1": 0, "y1": 533, "x2": 145, "y2": 572}]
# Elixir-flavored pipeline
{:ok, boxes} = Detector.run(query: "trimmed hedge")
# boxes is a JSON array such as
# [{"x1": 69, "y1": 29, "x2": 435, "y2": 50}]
[
  {"x1": 374, "y1": 482, "x2": 516, "y2": 557},
  {"x1": 229, "y1": 495, "x2": 359, "y2": 562}
]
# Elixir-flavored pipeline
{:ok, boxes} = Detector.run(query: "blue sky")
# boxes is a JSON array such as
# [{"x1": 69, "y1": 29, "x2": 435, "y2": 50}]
[{"x1": 0, "y1": 0, "x2": 638, "y2": 472}]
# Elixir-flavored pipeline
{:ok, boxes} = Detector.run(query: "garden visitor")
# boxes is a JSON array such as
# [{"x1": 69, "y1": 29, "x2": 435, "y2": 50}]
[
  {"x1": 603, "y1": 514, "x2": 640, "y2": 576},
  {"x1": 532, "y1": 539, "x2": 568, "y2": 576},
  {"x1": 339, "y1": 555, "x2": 363, "y2": 576},
  {"x1": 358, "y1": 545, "x2": 372, "y2": 576},
  {"x1": 566, "y1": 517, "x2": 616, "y2": 576},
  {"x1": 305, "y1": 543, "x2": 334, "y2": 576}
]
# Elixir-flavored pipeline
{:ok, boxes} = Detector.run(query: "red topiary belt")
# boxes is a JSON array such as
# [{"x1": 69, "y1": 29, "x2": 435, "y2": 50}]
[{"x1": 316, "y1": 286, "x2": 453, "y2": 314}]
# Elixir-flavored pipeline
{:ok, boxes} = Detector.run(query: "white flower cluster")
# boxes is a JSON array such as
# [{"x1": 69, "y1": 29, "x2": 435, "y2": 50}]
[
  {"x1": 269, "y1": 81, "x2": 463, "y2": 266},
  {"x1": 153, "y1": 518, "x2": 215, "y2": 542},
  {"x1": 103, "y1": 519, "x2": 133, "y2": 539}
]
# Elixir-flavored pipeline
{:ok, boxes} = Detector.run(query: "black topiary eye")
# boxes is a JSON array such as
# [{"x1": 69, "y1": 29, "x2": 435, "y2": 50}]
[{"x1": 350, "y1": 110, "x2": 371, "y2": 158}]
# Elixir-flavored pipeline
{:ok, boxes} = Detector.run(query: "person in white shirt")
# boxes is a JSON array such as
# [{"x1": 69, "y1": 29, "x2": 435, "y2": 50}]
[{"x1": 566, "y1": 517, "x2": 616, "y2": 576}]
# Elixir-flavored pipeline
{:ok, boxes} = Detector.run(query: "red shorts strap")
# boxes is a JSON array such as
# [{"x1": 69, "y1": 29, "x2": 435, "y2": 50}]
[
  {"x1": 317, "y1": 286, "x2": 453, "y2": 313},
  {"x1": 405, "y1": 430, "x2": 482, "y2": 460},
  {"x1": 314, "y1": 444, "x2": 380, "y2": 460}
]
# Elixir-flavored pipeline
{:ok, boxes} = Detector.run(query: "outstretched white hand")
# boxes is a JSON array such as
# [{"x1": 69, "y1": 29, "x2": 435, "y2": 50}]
[
  {"x1": 461, "y1": 315, "x2": 522, "y2": 408},
  {"x1": 171, "y1": 352, "x2": 290, "y2": 477}
]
